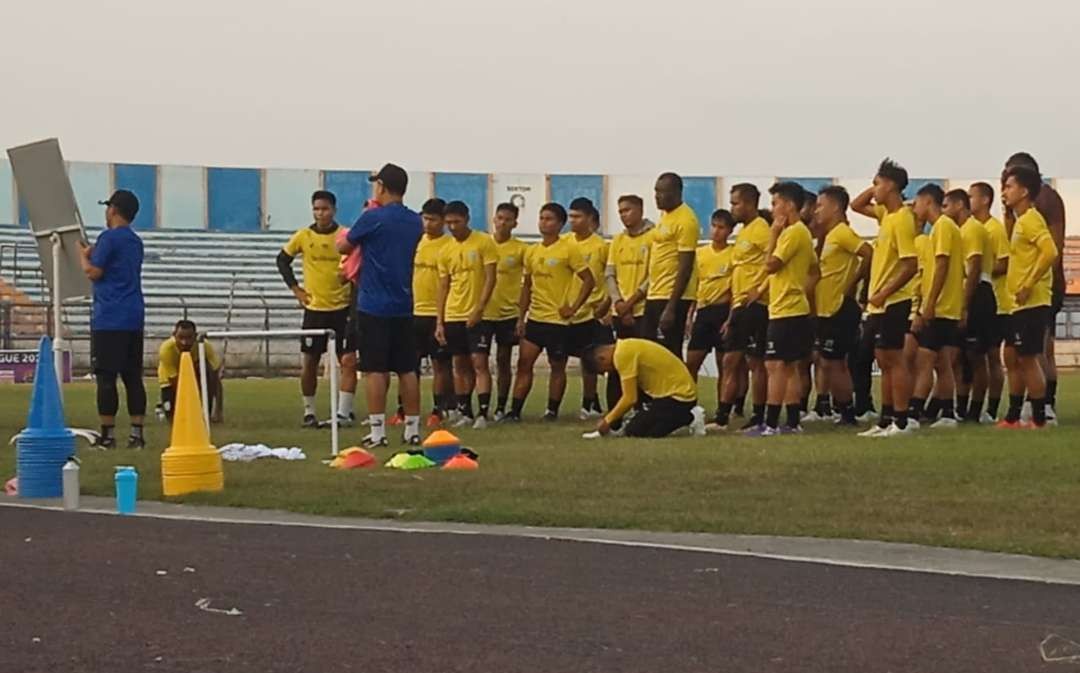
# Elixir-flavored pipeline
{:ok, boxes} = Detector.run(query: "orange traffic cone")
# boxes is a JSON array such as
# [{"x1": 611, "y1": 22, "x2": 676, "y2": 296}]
[
  {"x1": 161, "y1": 352, "x2": 224, "y2": 496},
  {"x1": 442, "y1": 454, "x2": 478, "y2": 471}
]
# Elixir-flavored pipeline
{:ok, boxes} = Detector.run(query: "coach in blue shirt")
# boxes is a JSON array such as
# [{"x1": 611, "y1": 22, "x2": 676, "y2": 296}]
[
  {"x1": 337, "y1": 163, "x2": 423, "y2": 448},
  {"x1": 78, "y1": 190, "x2": 147, "y2": 449}
]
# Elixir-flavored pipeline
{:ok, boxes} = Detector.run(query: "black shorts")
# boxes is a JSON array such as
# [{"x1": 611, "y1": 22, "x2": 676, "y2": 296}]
[
  {"x1": 524, "y1": 320, "x2": 568, "y2": 361},
  {"x1": 1052, "y1": 284, "x2": 1065, "y2": 315},
  {"x1": 866, "y1": 300, "x2": 912, "y2": 351},
  {"x1": 1007, "y1": 306, "x2": 1052, "y2": 356},
  {"x1": 613, "y1": 315, "x2": 645, "y2": 340},
  {"x1": 413, "y1": 316, "x2": 451, "y2": 362},
  {"x1": 91, "y1": 330, "x2": 144, "y2": 375},
  {"x1": 765, "y1": 315, "x2": 813, "y2": 362},
  {"x1": 566, "y1": 319, "x2": 615, "y2": 358},
  {"x1": 963, "y1": 283, "x2": 998, "y2": 354},
  {"x1": 688, "y1": 303, "x2": 730, "y2": 352},
  {"x1": 301, "y1": 308, "x2": 350, "y2": 357},
  {"x1": 357, "y1": 312, "x2": 416, "y2": 374},
  {"x1": 624, "y1": 397, "x2": 696, "y2": 438},
  {"x1": 915, "y1": 317, "x2": 960, "y2": 352},
  {"x1": 722, "y1": 302, "x2": 768, "y2": 357},
  {"x1": 443, "y1": 321, "x2": 487, "y2": 356},
  {"x1": 989, "y1": 313, "x2": 1009, "y2": 349},
  {"x1": 476, "y1": 318, "x2": 519, "y2": 352},
  {"x1": 642, "y1": 299, "x2": 693, "y2": 358},
  {"x1": 815, "y1": 296, "x2": 861, "y2": 360}
]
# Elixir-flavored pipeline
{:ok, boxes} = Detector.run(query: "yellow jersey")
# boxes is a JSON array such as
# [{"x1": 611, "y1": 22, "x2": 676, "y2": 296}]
[
  {"x1": 608, "y1": 228, "x2": 653, "y2": 317},
  {"x1": 867, "y1": 205, "x2": 918, "y2": 314},
  {"x1": 613, "y1": 338, "x2": 697, "y2": 402},
  {"x1": 438, "y1": 230, "x2": 498, "y2": 322},
  {"x1": 908, "y1": 234, "x2": 928, "y2": 318},
  {"x1": 731, "y1": 216, "x2": 771, "y2": 306},
  {"x1": 1007, "y1": 207, "x2": 1058, "y2": 311},
  {"x1": 983, "y1": 216, "x2": 1011, "y2": 315},
  {"x1": 816, "y1": 222, "x2": 865, "y2": 318},
  {"x1": 484, "y1": 236, "x2": 528, "y2": 321},
  {"x1": 695, "y1": 243, "x2": 734, "y2": 307},
  {"x1": 282, "y1": 225, "x2": 350, "y2": 311},
  {"x1": 413, "y1": 233, "x2": 451, "y2": 317},
  {"x1": 158, "y1": 337, "x2": 219, "y2": 386},
  {"x1": 921, "y1": 215, "x2": 965, "y2": 320},
  {"x1": 768, "y1": 221, "x2": 815, "y2": 319},
  {"x1": 647, "y1": 203, "x2": 699, "y2": 301},
  {"x1": 959, "y1": 217, "x2": 994, "y2": 280},
  {"x1": 566, "y1": 232, "x2": 610, "y2": 324},
  {"x1": 524, "y1": 237, "x2": 588, "y2": 325}
]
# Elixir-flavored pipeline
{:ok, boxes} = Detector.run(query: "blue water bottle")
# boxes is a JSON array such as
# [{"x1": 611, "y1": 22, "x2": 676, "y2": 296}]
[{"x1": 115, "y1": 466, "x2": 138, "y2": 515}]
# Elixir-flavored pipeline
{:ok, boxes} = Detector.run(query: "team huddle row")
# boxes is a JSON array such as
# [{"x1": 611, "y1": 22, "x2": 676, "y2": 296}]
[{"x1": 279, "y1": 156, "x2": 1063, "y2": 447}]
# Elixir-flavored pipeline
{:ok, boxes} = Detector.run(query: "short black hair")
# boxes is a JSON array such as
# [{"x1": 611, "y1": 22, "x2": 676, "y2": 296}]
[
  {"x1": 312, "y1": 190, "x2": 337, "y2": 206},
  {"x1": 540, "y1": 202, "x2": 568, "y2": 224},
  {"x1": 970, "y1": 182, "x2": 995, "y2": 203},
  {"x1": 657, "y1": 172, "x2": 684, "y2": 192},
  {"x1": 818, "y1": 185, "x2": 850, "y2": 212},
  {"x1": 617, "y1": 194, "x2": 644, "y2": 208},
  {"x1": 916, "y1": 183, "x2": 946, "y2": 207},
  {"x1": 444, "y1": 200, "x2": 470, "y2": 219},
  {"x1": 731, "y1": 183, "x2": 761, "y2": 205},
  {"x1": 174, "y1": 319, "x2": 197, "y2": 333},
  {"x1": 1006, "y1": 152, "x2": 1040, "y2": 173},
  {"x1": 711, "y1": 209, "x2": 735, "y2": 228},
  {"x1": 944, "y1": 188, "x2": 971, "y2": 211},
  {"x1": 758, "y1": 208, "x2": 773, "y2": 224},
  {"x1": 568, "y1": 197, "x2": 598, "y2": 220},
  {"x1": 769, "y1": 181, "x2": 807, "y2": 211},
  {"x1": 496, "y1": 202, "x2": 519, "y2": 218},
  {"x1": 421, "y1": 198, "x2": 446, "y2": 216},
  {"x1": 1004, "y1": 165, "x2": 1043, "y2": 201},
  {"x1": 876, "y1": 157, "x2": 909, "y2": 192}
]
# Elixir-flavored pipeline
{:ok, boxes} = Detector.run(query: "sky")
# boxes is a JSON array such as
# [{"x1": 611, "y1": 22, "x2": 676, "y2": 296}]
[{"x1": 3, "y1": 0, "x2": 1079, "y2": 177}]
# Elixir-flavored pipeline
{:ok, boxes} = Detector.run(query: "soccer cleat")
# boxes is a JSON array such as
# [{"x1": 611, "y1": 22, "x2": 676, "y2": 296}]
[
  {"x1": 472, "y1": 416, "x2": 488, "y2": 430},
  {"x1": 336, "y1": 413, "x2": 355, "y2": 428},
  {"x1": 126, "y1": 436, "x2": 145, "y2": 450},
  {"x1": 582, "y1": 430, "x2": 603, "y2": 440},
  {"x1": 780, "y1": 425, "x2": 804, "y2": 435},
  {"x1": 578, "y1": 408, "x2": 603, "y2": 421},
  {"x1": 930, "y1": 416, "x2": 958, "y2": 429},
  {"x1": 741, "y1": 423, "x2": 766, "y2": 436},
  {"x1": 801, "y1": 411, "x2": 826, "y2": 423},
  {"x1": 541, "y1": 411, "x2": 559, "y2": 423},
  {"x1": 497, "y1": 413, "x2": 521, "y2": 424},
  {"x1": 1046, "y1": 407, "x2": 1059, "y2": 427},
  {"x1": 705, "y1": 422, "x2": 728, "y2": 433},
  {"x1": 995, "y1": 419, "x2": 1023, "y2": 430},
  {"x1": 880, "y1": 422, "x2": 913, "y2": 437},
  {"x1": 404, "y1": 434, "x2": 422, "y2": 446},
  {"x1": 979, "y1": 412, "x2": 996, "y2": 424},
  {"x1": 905, "y1": 418, "x2": 920, "y2": 431},
  {"x1": 425, "y1": 412, "x2": 443, "y2": 428},
  {"x1": 689, "y1": 406, "x2": 707, "y2": 437},
  {"x1": 858, "y1": 425, "x2": 887, "y2": 438},
  {"x1": 856, "y1": 410, "x2": 879, "y2": 423},
  {"x1": 361, "y1": 434, "x2": 390, "y2": 449},
  {"x1": 492, "y1": 410, "x2": 506, "y2": 423},
  {"x1": 743, "y1": 424, "x2": 777, "y2": 437},
  {"x1": 451, "y1": 415, "x2": 473, "y2": 429},
  {"x1": 302, "y1": 414, "x2": 319, "y2": 429}
]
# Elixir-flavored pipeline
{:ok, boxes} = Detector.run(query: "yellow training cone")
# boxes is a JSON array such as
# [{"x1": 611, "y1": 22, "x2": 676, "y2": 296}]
[{"x1": 161, "y1": 352, "x2": 224, "y2": 496}]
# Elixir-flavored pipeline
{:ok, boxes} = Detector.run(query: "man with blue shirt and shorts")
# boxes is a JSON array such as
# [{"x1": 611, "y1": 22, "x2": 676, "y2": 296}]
[
  {"x1": 78, "y1": 190, "x2": 147, "y2": 449},
  {"x1": 337, "y1": 164, "x2": 424, "y2": 447}
]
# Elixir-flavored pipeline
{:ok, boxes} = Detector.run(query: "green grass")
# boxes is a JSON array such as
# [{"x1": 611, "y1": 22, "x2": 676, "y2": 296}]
[{"x1": 2, "y1": 375, "x2": 1078, "y2": 558}]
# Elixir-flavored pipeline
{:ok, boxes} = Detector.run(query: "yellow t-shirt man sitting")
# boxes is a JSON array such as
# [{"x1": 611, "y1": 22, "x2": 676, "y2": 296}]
[{"x1": 157, "y1": 320, "x2": 223, "y2": 423}]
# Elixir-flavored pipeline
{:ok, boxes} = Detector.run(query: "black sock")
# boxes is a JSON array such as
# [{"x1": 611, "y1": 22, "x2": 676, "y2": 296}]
[
  {"x1": 879, "y1": 404, "x2": 894, "y2": 429},
  {"x1": 734, "y1": 394, "x2": 747, "y2": 416},
  {"x1": 909, "y1": 397, "x2": 926, "y2": 419},
  {"x1": 751, "y1": 403, "x2": 766, "y2": 425},
  {"x1": 799, "y1": 394, "x2": 810, "y2": 413},
  {"x1": 130, "y1": 424, "x2": 143, "y2": 439},
  {"x1": 967, "y1": 394, "x2": 984, "y2": 421},
  {"x1": 101, "y1": 425, "x2": 115, "y2": 440},
  {"x1": 939, "y1": 398, "x2": 955, "y2": 420},
  {"x1": 1032, "y1": 397, "x2": 1048, "y2": 426},
  {"x1": 837, "y1": 400, "x2": 856, "y2": 424},
  {"x1": 1005, "y1": 394, "x2": 1024, "y2": 423},
  {"x1": 815, "y1": 394, "x2": 832, "y2": 415},
  {"x1": 457, "y1": 394, "x2": 474, "y2": 418},
  {"x1": 1047, "y1": 380, "x2": 1058, "y2": 409},
  {"x1": 765, "y1": 404, "x2": 782, "y2": 429},
  {"x1": 496, "y1": 394, "x2": 508, "y2": 414},
  {"x1": 582, "y1": 395, "x2": 601, "y2": 413},
  {"x1": 546, "y1": 398, "x2": 562, "y2": 416},
  {"x1": 478, "y1": 393, "x2": 491, "y2": 419},
  {"x1": 924, "y1": 398, "x2": 942, "y2": 421},
  {"x1": 785, "y1": 404, "x2": 802, "y2": 428},
  {"x1": 895, "y1": 410, "x2": 908, "y2": 430},
  {"x1": 956, "y1": 395, "x2": 969, "y2": 419},
  {"x1": 715, "y1": 402, "x2": 733, "y2": 426},
  {"x1": 987, "y1": 396, "x2": 1001, "y2": 420},
  {"x1": 510, "y1": 397, "x2": 525, "y2": 417}
]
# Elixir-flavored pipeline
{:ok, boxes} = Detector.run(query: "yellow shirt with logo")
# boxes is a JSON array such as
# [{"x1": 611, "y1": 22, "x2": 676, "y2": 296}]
[
  {"x1": 565, "y1": 232, "x2": 610, "y2": 324},
  {"x1": 647, "y1": 203, "x2": 699, "y2": 301},
  {"x1": 438, "y1": 230, "x2": 498, "y2": 322},
  {"x1": 282, "y1": 225, "x2": 350, "y2": 311},
  {"x1": 920, "y1": 215, "x2": 965, "y2": 320},
  {"x1": 695, "y1": 244, "x2": 734, "y2": 307},
  {"x1": 983, "y1": 216, "x2": 1011, "y2": 315},
  {"x1": 959, "y1": 217, "x2": 994, "y2": 279},
  {"x1": 1007, "y1": 207, "x2": 1058, "y2": 311},
  {"x1": 484, "y1": 236, "x2": 528, "y2": 321},
  {"x1": 608, "y1": 228, "x2": 653, "y2": 317},
  {"x1": 524, "y1": 237, "x2": 588, "y2": 325},
  {"x1": 613, "y1": 338, "x2": 697, "y2": 402},
  {"x1": 816, "y1": 222, "x2": 865, "y2": 318},
  {"x1": 868, "y1": 205, "x2": 918, "y2": 314},
  {"x1": 731, "y1": 217, "x2": 771, "y2": 306},
  {"x1": 908, "y1": 233, "x2": 928, "y2": 318},
  {"x1": 413, "y1": 233, "x2": 452, "y2": 317},
  {"x1": 768, "y1": 221, "x2": 815, "y2": 319},
  {"x1": 158, "y1": 337, "x2": 219, "y2": 386}
]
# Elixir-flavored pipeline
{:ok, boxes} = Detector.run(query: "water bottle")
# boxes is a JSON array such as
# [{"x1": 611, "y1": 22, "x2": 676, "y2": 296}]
[
  {"x1": 115, "y1": 466, "x2": 138, "y2": 515},
  {"x1": 62, "y1": 458, "x2": 80, "y2": 511}
]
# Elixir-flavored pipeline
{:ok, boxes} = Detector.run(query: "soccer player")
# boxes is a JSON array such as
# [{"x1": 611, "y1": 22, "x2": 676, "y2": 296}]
[
  {"x1": 810, "y1": 186, "x2": 872, "y2": 426},
  {"x1": 435, "y1": 201, "x2": 498, "y2": 429},
  {"x1": 969, "y1": 182, "x2": 1010, "y2": 421},
  {"x1": 78, "y1": 190, "x2": 147, "y2": 449},
  {"x1": 687, "y1": 210, "x2": 734, "y2": 422},
  {"x1": 585, "y1": 339, "x2": 706, "y2": 438},
  {"x1": 607, "y1": 194, "x2": 653, "y2": 340},
  {"x1": 908, "y1": 185, "x2": 965, "y2": 428},
  {"x1": 851, "y1": 159, "x2": 918, "y2": 437},
  {"x1": 277, "y1": 190, "x2": 355, "y2": 427},
  {"x1": 485, "y1": 202, "x2": 529, "y2": 421},
  {"x1": 505, "y1": 203, "x2": 595, "y2": 421},
  {"x1": 745, "y1": 182, "x2": 816, "y2": 436},
  {"x1": 716, "y1": 184, "x2": 770, "y2": 431},
  {"x1": 157, "y1": 320, "x2": 223, "y2": 423},
  {"x1": 412, "y1": 198, "x2": 453, "y2": 426},
  {"x1": 337, "y1": 163, "x2": 424, "y2": 447},
  {"x1": 643, "y1": 173, "x2": 699, "y2": 357},
  {"x1": 997, "y1": 165, "x2": 1059, "y2": 428},
  {"x1": 564, "y1": 197, "x2": 612, "y2": 420}
]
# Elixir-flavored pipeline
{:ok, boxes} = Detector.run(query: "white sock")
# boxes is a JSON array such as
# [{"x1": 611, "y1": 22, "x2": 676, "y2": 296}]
[
  {"x1": 338, "y1": 391, "x2": 355, "y2": 417},
  {"x1": 303, "y1": 396, "x2": 317, "y2": 417},
  {"x1": 405, "y1": 415, "x2": 420, "y2": 438},
  {"x1": 369, "y1": 414, "x2": 386, "y2": 441}
]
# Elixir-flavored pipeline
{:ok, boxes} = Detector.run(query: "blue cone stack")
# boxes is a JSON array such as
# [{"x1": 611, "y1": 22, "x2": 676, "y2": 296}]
[{"x1": 17, "y1": 337, "x2": 76, "y2": 498}]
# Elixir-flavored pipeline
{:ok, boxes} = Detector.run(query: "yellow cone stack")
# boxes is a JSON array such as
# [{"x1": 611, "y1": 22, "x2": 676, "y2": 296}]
[{"x1": 161, "y1": 352, "x2": 224, "y2": 496}]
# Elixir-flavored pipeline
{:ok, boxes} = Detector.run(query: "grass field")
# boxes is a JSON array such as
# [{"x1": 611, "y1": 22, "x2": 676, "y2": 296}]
[{"x1": 1, "y1": 374, "x2": 1078, "y2": 558}]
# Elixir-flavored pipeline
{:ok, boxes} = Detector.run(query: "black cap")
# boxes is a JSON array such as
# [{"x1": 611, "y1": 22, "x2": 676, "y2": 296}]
[
  {"x1": 98, "y1": 190, "x2": 140, "y2": 222},
  {"x1": 368, "y1": 163, "x2": 408, "y2": 196}
]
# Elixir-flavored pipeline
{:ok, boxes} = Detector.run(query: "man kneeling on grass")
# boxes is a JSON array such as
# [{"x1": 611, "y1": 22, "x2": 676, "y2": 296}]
[
  {"x1": 157, "y1": 320, "x2": 223, "y2": 423},
  {"x1": 582, "y1": 338, "x2": 705, "y2": 438}
]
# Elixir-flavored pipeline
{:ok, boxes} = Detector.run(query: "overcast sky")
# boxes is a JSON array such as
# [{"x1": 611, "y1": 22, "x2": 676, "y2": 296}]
[{"x1": 3, "y1": 0, "x2": 1078, "y2": 177}]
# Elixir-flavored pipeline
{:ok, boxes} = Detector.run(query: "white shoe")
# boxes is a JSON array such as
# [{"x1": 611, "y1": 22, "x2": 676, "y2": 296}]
[
  {"x1": 1046, "y1": 406, "x2": 1059, "y2": 427},
  {"x1": 856, "y1": 410, "x2": 879, "y2": 423},
  {"x1": 930, "y1": 416, "x2": 959, "y2": 429},
  {"x1": 492, "y1": 410, "x2": 505, "y2": 423},
  {"x1": 578, "y1": 408, "x2": 602, "y2": 421},
  {"x1": 582, "y1": 430, "x2": 603, "y2": 440},
  {"x1": 907, "y1": 418, "x2": 921, "y2": 431},
  {"x1": 979, "y1": 412, "x2": 995, "y2": 424},
  {"x1": 472, "y1": 416, "x2": 488, "y2": 430},
  {"x1": 881, "y1": 422, "x2": 914, "y2": 437},
  {"x1": 689, "y1": 406, "x2": 707, "y2": 437},
  {"x1": 1020, "y1": 401, "x2": 1033, "y2": 423},
  {"x1": 705, "y1": 422, "x2": 728, "y2": 433},
  {"x1": 801, "y1": 411, "x2": 823, "y2": 423},
  {"x1": 858, "y1": 425, "x2": 887, "y2": 438},
  {"x1": 452, "y1": 415, "x2": 472, "y2": 429}
]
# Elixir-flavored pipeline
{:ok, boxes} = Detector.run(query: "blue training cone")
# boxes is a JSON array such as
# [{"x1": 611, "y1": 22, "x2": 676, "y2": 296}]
[
  {"x1": 16, "y1": 337, "x2": 75, "y2": 498},
  {"x1": 22, "y1": 337, "x2": 68, "y2": 439}
]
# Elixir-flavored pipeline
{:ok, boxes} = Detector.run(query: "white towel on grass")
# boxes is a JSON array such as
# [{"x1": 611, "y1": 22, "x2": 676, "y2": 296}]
[{"x1": 218, "y1": 443, "x2": 306, "y2": 462}]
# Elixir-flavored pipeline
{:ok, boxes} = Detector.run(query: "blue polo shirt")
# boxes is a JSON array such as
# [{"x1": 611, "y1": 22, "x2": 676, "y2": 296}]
[
  {"x1": 90, "y1": 226, "x2": 145, "y2": 331},
  {"x1": 346, "y1": 202, "x2": 422, "y2": 317}
]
